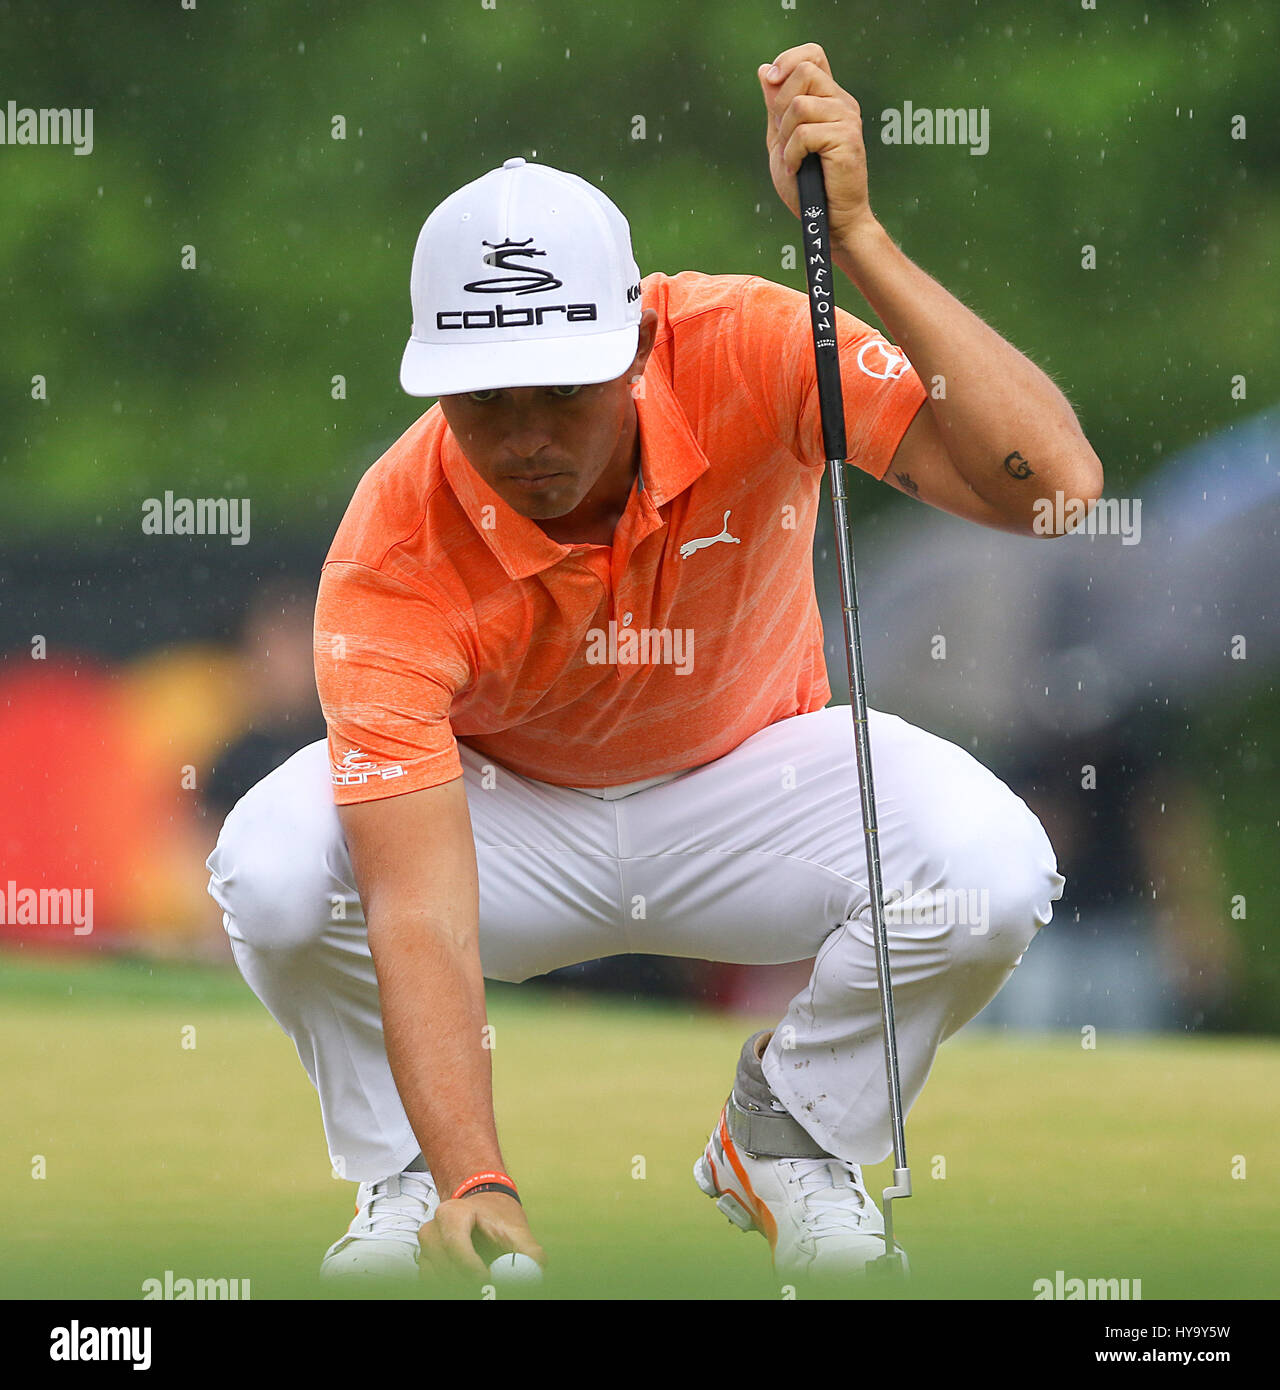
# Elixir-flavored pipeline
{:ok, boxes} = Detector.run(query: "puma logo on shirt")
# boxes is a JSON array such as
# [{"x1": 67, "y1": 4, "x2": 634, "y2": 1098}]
[{"x1": 679, "y1": 510, "x2": 740, "y2": 559}]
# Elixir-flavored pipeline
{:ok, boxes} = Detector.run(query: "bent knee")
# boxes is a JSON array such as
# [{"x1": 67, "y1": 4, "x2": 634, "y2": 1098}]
[
  {"x1": 922, "y1": 790, "x2": 1064, "y2": 968},
  {"x1": 207, "y1": 745, "x2": 353, "y2": 952}
]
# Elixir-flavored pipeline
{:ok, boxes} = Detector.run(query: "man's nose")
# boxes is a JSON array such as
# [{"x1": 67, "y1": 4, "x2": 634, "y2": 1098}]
[
  {"x1": 504, "y1": 431, "x2": 553, "y2": 461},
  {"x1": 500, "y1": 412, "x2": 558, "y2": 460}
]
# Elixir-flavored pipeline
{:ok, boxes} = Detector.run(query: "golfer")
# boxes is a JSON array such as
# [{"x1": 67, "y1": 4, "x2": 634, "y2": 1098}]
[{"x1": 207, "y1": 44, "x2": 1100, "y2": 1282}]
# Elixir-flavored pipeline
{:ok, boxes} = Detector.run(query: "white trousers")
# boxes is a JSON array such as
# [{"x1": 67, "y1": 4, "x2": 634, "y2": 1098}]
[{"x1": 207, "y1": 707, "x2": 1064, "y2": 1182}]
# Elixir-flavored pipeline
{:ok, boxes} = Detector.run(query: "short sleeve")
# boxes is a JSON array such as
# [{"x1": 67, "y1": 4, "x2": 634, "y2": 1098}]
[
  {"x1": 732, "y1": 275, "x2": 926, "y2": 479},
  {"x1": 313, "y1": 560, "x2": 472, "y2": 803}
]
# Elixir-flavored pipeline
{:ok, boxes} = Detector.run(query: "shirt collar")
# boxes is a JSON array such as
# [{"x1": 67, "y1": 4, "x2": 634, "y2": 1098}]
[{"x1": 440, "y1": 356, "x2": 709, "y2": 581}]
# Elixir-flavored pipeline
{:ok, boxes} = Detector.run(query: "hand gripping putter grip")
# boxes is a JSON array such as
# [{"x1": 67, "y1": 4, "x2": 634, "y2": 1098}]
[{"x1": 795, "y1": 152, "x2": 912, "y2": 1276}]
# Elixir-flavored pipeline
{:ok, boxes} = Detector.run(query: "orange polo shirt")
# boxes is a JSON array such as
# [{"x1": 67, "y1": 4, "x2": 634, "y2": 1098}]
[{"x1": 314, "y1": 269, "x2": 925, "y2": 801}]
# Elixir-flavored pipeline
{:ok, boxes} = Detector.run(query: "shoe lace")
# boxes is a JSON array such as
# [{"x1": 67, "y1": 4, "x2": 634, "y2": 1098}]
[
  {"x1": 788, "y1": 1157, "x2": 874, "y2": 1241},
  {"x1": 346, "y1": 1172, "x2": 437, "y2": 1246}
]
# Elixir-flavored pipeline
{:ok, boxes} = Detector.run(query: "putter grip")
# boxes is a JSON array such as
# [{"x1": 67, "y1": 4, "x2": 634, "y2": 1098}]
[{"x1": 796, "y1": 153, "x2": 848, "y2": 463}]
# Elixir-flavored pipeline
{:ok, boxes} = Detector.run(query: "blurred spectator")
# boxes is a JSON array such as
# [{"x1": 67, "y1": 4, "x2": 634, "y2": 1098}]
[
  {"x1": 202, "y1": 581, "x2": 326, "y2": 825},
  {"x1": 979, "y1": 707, "x2": 1240, "y2": 1033}
]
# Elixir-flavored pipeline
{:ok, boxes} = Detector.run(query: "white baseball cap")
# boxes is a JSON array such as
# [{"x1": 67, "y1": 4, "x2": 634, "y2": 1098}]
[{"x1": 399, "y1": 157, "x2": 643, "y2": 397}]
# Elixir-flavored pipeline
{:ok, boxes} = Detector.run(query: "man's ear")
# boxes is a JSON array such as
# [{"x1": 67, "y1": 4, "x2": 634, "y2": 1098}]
[{"x1": 627, "y1": 308, "x2": 660, "y2": 380}]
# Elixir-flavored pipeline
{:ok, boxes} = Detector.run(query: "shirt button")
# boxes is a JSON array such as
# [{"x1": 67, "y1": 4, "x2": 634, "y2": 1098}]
[{"x1": 622, "y1": 612, "x2": 633, "y2": 626}]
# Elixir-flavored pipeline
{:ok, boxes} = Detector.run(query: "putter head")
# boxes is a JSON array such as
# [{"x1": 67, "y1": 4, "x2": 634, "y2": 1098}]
[
  {"x1": 866, "y1": 1245, "x2": 909, "y2": 1279},
  {"x1": 869, "y1": 1168, "x2": 912, "y2": 1280}
]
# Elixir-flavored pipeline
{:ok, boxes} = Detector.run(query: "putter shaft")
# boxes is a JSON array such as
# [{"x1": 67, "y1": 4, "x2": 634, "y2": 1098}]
[{"x1": 796, "y1": 152, "x2": 911, "y2": 1264}]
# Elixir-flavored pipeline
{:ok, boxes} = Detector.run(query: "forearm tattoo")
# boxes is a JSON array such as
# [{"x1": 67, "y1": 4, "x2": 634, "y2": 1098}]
[
  {"x1": 894, "y1": 471, "x2": 920, "y2": 496},
  {"x1": 1002, "y1": 450, "x2": 1034, "y2": 480}
]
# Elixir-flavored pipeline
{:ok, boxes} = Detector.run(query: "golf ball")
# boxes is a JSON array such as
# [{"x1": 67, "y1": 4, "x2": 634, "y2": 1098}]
[{"x1": 488, "y1": 1253, "x2": 543, "y2": 1285}]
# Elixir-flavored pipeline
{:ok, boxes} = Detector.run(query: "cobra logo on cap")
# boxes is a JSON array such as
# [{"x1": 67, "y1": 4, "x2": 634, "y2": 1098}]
[
  {"x1": 463, "y1": 238, "x2": 563, "y2": 296},
  {"x1": 436, "y1": 235, "x2": 599, "y2": 331}
]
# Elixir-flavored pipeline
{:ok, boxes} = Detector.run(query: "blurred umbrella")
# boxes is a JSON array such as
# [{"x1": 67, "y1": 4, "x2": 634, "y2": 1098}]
[{"x1": 831, "y1": 404, "x2": 1280, "y2": 765}]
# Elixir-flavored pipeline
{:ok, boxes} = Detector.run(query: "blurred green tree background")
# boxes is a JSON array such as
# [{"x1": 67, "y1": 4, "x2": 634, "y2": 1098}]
[{"x1": 5, "y1": 0, "x2": 1276, "y2": 527}]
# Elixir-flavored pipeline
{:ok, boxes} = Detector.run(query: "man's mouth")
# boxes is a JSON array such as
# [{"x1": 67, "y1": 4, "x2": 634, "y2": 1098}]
[{"x1": 504, "y1": 471, "x2": 567, "y2": 490}]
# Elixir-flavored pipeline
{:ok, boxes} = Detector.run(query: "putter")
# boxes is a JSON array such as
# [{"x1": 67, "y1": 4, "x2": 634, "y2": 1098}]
[{"x1": 796, "y1": 151, "x2": 912, "y2": 1276}]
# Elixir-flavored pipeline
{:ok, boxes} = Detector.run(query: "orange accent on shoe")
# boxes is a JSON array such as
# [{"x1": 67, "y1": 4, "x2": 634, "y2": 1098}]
[{"x1": 717, "y1": 1111, "x2": 779, "y2": 1251}]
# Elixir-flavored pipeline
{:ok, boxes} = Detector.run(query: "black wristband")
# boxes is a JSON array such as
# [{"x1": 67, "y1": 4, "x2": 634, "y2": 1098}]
[{"x1": 457, "y1": 1182, "x2": 522, "y2": 1206}]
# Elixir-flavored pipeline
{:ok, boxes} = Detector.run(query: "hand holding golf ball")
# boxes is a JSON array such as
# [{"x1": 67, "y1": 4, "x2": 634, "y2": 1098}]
[
  {"x1": 418, "y1": 1181, "x2": 546, "y2": 1284},
  {"x1": 488, "y1": 1252, "x2": 543, "y2": 1285}
]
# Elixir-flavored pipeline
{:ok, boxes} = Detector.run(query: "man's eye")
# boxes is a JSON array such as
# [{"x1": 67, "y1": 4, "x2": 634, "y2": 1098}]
[{"x1": 465, "y1": 386, "x2": 580, "y2": 402}]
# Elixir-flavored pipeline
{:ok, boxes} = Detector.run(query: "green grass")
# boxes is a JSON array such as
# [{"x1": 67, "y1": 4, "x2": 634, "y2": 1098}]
[{"x1": 1, "y1": 949, "x2": 1277, "y2": 1301}]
